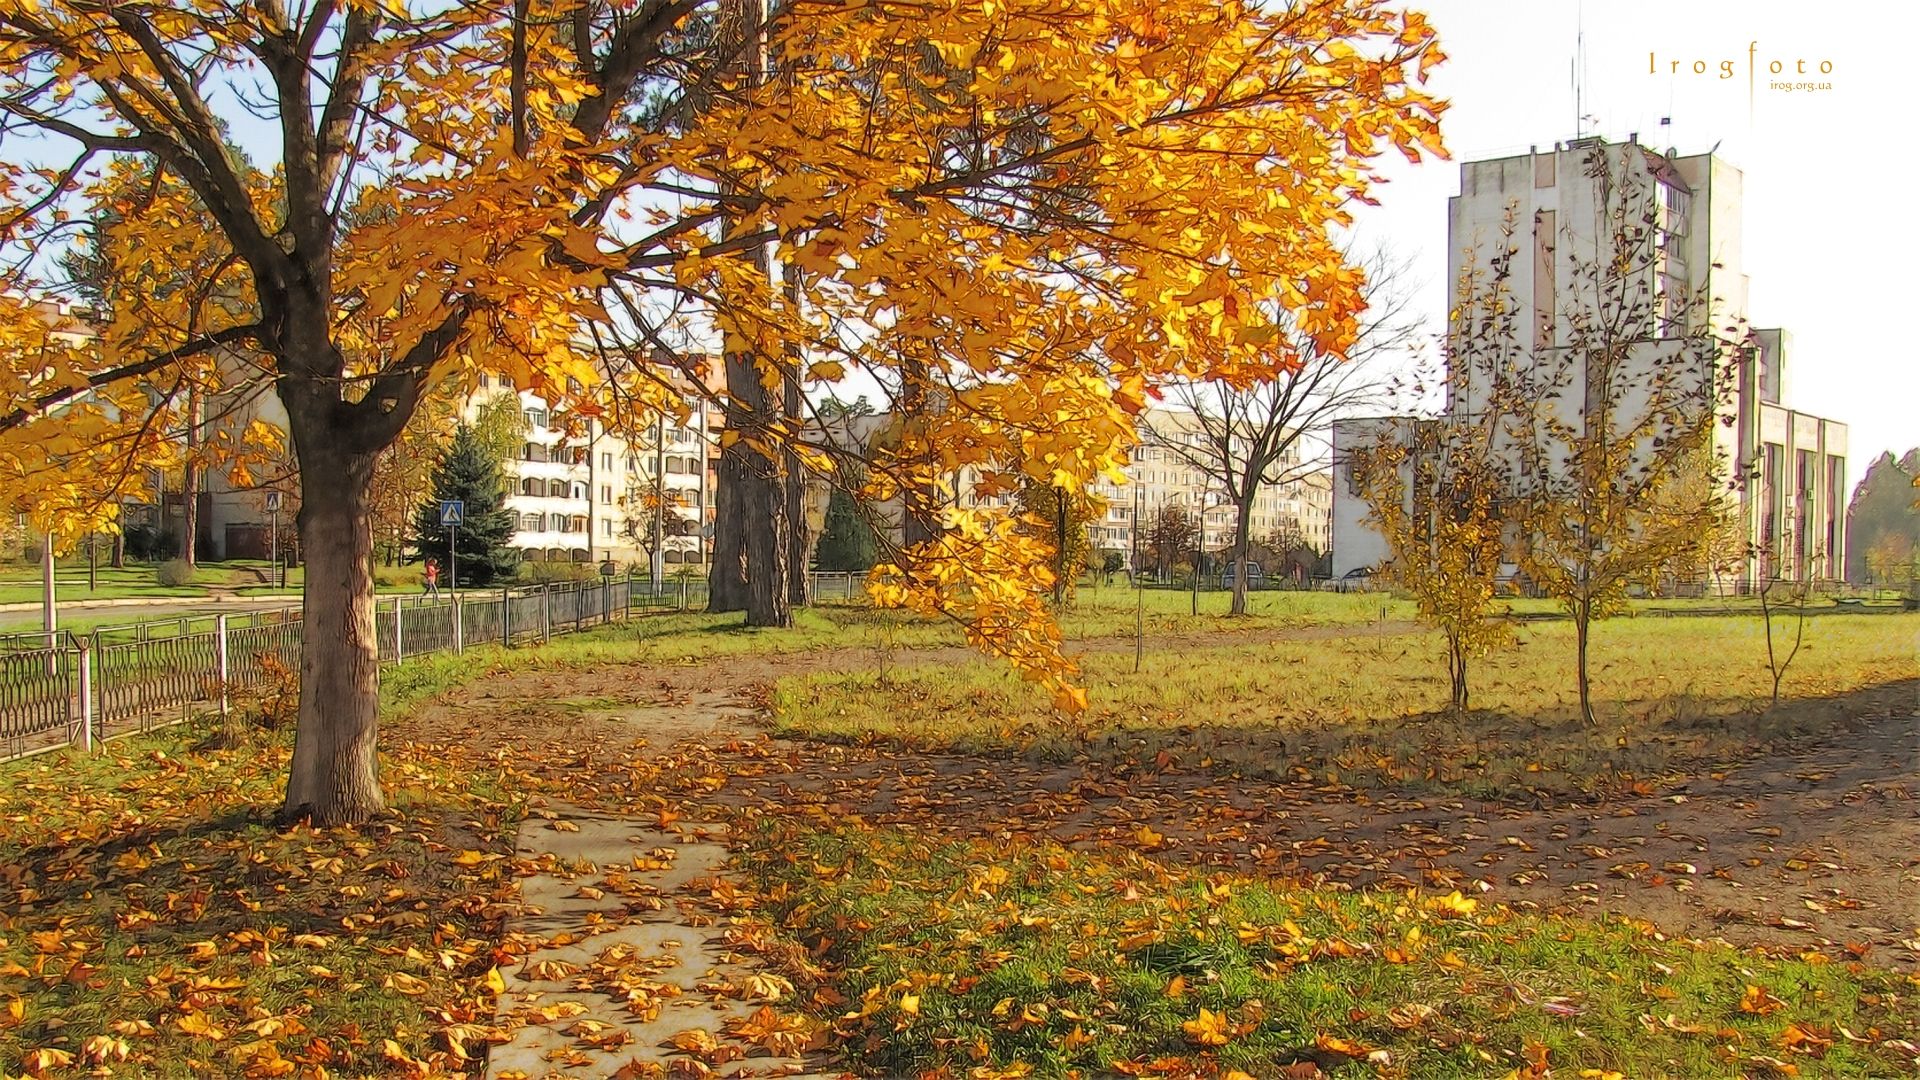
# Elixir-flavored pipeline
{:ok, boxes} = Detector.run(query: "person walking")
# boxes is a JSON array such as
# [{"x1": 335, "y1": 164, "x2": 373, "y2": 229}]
[{"x1": 423, "y1": 557, "x2": 441, "y2": 598}]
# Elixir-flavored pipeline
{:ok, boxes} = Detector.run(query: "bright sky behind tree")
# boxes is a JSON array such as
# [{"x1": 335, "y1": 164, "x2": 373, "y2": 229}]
[{"x1": 1350, "y1": 0, "x2": 1913, "y2": 479}]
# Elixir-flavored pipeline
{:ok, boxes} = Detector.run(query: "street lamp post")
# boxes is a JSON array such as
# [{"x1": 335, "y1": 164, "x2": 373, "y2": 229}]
[
  {"x1": 266, "y1": 491, "x2": 282, "y2": 589},
  {"x1": 41, "y1": 531, "x2": 56, "y2": 649}
]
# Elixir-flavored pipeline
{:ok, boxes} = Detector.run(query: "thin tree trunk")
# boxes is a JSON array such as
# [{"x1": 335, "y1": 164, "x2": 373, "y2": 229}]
[
  {"x1": 898, "y1": 355, "x2": 938, "y2": 548},
  {"x1": 1449, "y1": 633, "x2": 1469, "y2": 711},
  {"x1": 782, "y1": 265, "x2": 813, "y2": 609},
  {"x1": 180, "y1": 388, "x2": 203, "y2": 566},
  {"x1": 787, "y1": 470, "x2": 813, "y2": 606},
  {"x1": 282, "y1": 440, "x2": 385, "y2": 825},
  {"x1": 110, "y1": 526, "x2": 125, "y2": 568},
  {"x1": 1229, "y1": 496, "x2": 1254, "y2": 616},
  {"x1": 1574, "y1": 599, "x2": 1594, "y2": 726}
]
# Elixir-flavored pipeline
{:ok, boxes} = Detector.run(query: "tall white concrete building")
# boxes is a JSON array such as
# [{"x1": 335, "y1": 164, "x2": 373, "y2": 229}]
[{"x1": 1332, "y1": 136, "x2": 1847, "y2": 589}]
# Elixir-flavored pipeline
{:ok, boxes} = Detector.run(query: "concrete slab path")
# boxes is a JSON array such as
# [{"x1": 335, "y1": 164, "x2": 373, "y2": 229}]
[{"x1": 487, "y1": 690, "x2": 845, "y2": 1080}]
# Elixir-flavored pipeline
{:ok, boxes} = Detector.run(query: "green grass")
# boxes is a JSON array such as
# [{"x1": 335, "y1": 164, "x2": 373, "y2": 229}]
[
  {"x1": 0, "y1": 564, "x2": 208, "y2": 605},
  {"x1": 771, "y1": 613, "x2": 1920, "y2": 798},
  {"x1": 738, "y1": 824, "x2": 1920, "y2": 1079}
]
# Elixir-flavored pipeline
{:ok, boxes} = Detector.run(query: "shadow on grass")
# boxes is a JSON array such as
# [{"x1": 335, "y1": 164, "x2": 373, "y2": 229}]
[{"x1": 796, "y1": 678, "x2": 1918, "y2": 804}]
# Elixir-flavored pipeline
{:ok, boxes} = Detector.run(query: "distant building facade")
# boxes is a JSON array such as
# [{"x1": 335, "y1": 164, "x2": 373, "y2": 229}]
[
  {"x1": 1332, "y1": 136, "x2": 1847, "y2": 589},
  {"x1": 828, "y1": 405, "x2": 1334, "y2": 568}
]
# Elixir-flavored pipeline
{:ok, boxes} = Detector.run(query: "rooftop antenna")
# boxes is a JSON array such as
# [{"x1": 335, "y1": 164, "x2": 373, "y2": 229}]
[{"x1": 1571, "y1": 3, "x2": 1592, "y2": 139}]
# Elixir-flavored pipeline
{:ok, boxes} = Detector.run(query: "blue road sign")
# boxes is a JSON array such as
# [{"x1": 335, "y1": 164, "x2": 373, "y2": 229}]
[{"x1": 439, "y1": 500, "x2": 464, "y2": 527}]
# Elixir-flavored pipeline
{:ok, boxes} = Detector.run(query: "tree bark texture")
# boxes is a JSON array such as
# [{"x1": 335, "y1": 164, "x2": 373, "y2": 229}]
[
  {"x1": 709, "y1": 344, "x2": 792, "y2": 625},
  {"x1": 281, "y1": 435, "x2": 386, "y2": 825},
  {"x1": 1228, "y1": 495, "x2": 1255, "y2": 616}
]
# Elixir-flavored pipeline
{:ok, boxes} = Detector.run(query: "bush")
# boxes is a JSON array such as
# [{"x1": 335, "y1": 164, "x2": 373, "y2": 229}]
[
  {"x1": 155, "y1": 559, "x2": 195, "y2": 587},
  {"x1": 517, "y1": 558, "x2": 591, "y2": 585},
  {"x1": 124, "y1": 523, "x2": 178, "y2": 562}
]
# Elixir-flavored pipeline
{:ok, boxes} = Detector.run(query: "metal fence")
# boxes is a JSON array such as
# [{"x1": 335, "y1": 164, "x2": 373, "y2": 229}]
[{"x1": 0, "y1": 571, "x2": 798, "y2": 763}]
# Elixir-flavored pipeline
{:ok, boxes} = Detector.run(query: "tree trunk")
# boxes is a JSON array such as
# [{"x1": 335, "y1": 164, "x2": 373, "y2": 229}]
[
  {"x1": 1448, "y1": 630, "x2": 1469, "y2": 711},
  {"x1": 708, "y1": 388, "x2": 752, "y2": 614},
  {"x1": 739, "y1": 445, "x2": 792, "y2": 626},
  {"x1": 180, "y1": 389, "x2": 203, "y2": 567},
  {"x1": 281, "y1": 441, "x2": 385, "y2": 826},
  {"x1": 1574, "y1": 599, "x2": 1594, "y2": 726},
  {"x1": 1229, "y1": 496, "x2": 1255, "y2": 616},
  {"x1": 110, "y1": 526, "x2": 125, "y2": 569},
  {"x1": 898, "y1": 355, "x2": 939, "y2": 549},
  {"x1": 786, "y1": 469, "x2": 812, "y2": 607},
  {"x1": 783, "y1": 367, "x2": 811, "y2": 608}
]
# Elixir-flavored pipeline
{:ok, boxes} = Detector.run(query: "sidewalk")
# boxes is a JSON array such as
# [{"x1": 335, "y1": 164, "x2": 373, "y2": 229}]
[{"x1": 0, "y1": 587, "x2": 303, "y2": 615}]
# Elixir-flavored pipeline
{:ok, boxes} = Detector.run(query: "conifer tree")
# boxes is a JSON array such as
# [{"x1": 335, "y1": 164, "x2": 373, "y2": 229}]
[
  {"x1": 411, "y1": 426, "x2": 519, "y2": 587},
  {"x1": 814, "y1": 488, "x2": 878, "y2": 573}
]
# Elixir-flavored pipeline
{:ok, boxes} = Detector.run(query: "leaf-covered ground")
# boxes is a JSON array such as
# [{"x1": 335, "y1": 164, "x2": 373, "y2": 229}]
[
  {"x1": 3, "y1": 609, "x2": 1916, "y2": 1078},
  {"x1": 736, "y1": 824, "x2": 1919, "y2": 1078}
]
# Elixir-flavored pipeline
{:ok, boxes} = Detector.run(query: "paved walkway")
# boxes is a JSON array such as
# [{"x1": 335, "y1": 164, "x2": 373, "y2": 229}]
[{"x1": 488, "y1": 698, "x2": 843, "y2": 1079}]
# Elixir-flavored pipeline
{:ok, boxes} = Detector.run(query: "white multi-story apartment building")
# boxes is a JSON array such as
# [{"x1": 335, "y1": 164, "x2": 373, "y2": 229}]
[
  {"x1": 1332, "y1": 135, "x2": 1847, "y2": 588},
  {"x1": 195, "y1": 358, "x2": 725, "y2": 571},
  {"x1": 831, "y1": 406, "x2": 1335, "y2": 567},
  {"x1": 483, "y1": 360, "x2": 723, "y2": 569}
]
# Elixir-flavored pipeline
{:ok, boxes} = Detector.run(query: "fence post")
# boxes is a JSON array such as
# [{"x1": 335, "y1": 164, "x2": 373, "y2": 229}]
[
  {"x1": 502, "y1": 587, "x2": 512, "y2": 646},
  {"x1": 625, "y1": 573, "x2": 633, "y2": 621},
  {"x1": 215, "y1": 614, "x2": 230, "y2": 721},
  {"x1": 541, "y1": 584, "x2": 552, "y2": 643},
  {"x1": 452, "y1": 596, "x2": 464, "y2": 653},
  {"x1": 394, "y1": 597, "x2": 404, "y2": 660},
  {"x1": 679, "y1": 575, "x2": 688, "y2": 611},
  {"x1": 73, "y1": 638, "x2": 94, "y2": 753}
]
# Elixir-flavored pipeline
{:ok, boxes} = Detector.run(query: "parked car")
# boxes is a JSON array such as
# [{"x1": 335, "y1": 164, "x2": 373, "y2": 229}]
[
  {"x1": 1218, "y1": 561, "x2": 1266, "y2": 590},
  {"x1": 1334, "y1": 566, "x2": 1377, "y2": 593}
]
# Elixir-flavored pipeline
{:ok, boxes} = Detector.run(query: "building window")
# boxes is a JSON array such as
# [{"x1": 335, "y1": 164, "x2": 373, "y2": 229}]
[
  {"x1": 666, "y1": 457, "x2": 684, "y2": 475},
  {"x1": 571, "y1": 482, "x2": 587, "y2": 500},
  {"x1": 601, "y1": 451, "x2": 613, "y2": 470},
  {"x1": 521, "y1": 513, "x2": 545, "y2": 531},
  {"x1": 520, "y1": 478, "x2": 538, "y2": 497},
  {"x1": 525, "y1": 407, "x2": 549, "y2": 429},
  {"x1": 548, "y1": 479, "x2": 568, "y2": 497},
  {"x1": 602, "y1": 520, "x2": 614, "y2": 537}
]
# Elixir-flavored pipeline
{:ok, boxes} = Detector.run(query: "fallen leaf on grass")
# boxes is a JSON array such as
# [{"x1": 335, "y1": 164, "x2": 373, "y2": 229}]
[
  {"x1": 1739, "y1": 983, "x2": 1786, "y2": 1016},
  {"x1": 1182, "y1": 1008, "x2": 1232, "y2": 1047}
]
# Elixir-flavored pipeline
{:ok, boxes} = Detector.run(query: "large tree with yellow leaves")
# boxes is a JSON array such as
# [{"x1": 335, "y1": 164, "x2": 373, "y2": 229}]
[{"x1": 1, "y1": 0, "x2": 1445, "y2": 823}]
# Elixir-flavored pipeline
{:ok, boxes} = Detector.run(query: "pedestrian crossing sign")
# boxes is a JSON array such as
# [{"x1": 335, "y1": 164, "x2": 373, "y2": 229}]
[{"x1": 439, "y1": 500, "x2": 464, "y2": 527}]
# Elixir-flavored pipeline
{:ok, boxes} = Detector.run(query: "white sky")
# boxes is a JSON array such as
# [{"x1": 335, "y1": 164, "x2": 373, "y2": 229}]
[{"x1": 1349, "y1": 0, "x2": 1917, "y2": 478}]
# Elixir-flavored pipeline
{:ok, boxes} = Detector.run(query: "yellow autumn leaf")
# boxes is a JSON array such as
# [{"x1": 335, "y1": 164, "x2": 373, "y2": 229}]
[
  {"x1": 176, "y1": 1010, "x2": 227, "y2": 1041},
  {"x1": 1181, "y1": 1007, "x2": 1232, "y2": 1047}
]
